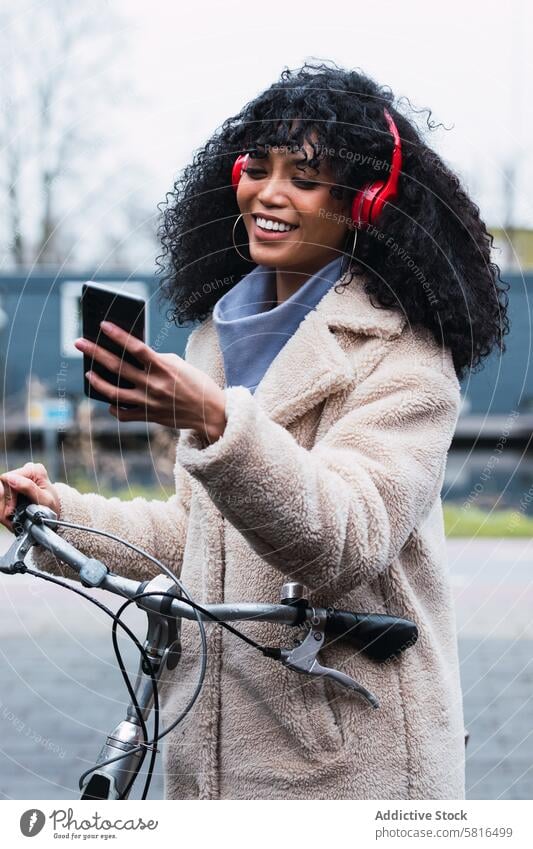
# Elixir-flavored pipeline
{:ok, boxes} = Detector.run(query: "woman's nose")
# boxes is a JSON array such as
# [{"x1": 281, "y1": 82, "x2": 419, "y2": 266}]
[{"x1": 256, "y1": 175, "x2": 289, "y2": 204}]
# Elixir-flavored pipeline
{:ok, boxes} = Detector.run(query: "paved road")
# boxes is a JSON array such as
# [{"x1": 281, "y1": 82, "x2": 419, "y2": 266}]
[{"x1": 0, "y1": 531, "x2": 531, "y2": 800}]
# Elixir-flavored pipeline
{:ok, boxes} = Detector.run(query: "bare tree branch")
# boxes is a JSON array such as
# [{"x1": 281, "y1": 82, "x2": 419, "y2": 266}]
[{"x1": 0, "y1": 0, "x2": 135, "y2": 267}]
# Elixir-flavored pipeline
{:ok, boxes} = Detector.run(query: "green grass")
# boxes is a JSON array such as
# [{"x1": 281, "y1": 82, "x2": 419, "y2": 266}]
[
  {"x1": 443, "y1": 504, "x2": 533, "y2": 538},
  {"x1": 65, "y1": 476, "x2": 169, "y2": 502}
]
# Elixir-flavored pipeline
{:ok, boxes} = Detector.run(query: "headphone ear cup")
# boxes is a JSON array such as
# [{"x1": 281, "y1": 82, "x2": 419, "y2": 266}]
[
  {"x1": 231, "y1": 153, "x2": 249, "y2": 192},
  {"x1": 351, "y1": 182, "x2": 371, "y2": 229},
  {"x1": 352, "y1": 180, "x2": 385, "y2": 229},
  {"x1": 366, "y1": 180, "x2": 390, "y2": 226}
]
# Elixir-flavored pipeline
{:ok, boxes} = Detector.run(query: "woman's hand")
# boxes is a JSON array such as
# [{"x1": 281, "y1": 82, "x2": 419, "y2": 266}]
[
  {"x1": 74, "y1": 321, "x2": 227, "y2": 443},
  {"x1": 0, "y1": 462, "x2": 61, "y2": 533}
]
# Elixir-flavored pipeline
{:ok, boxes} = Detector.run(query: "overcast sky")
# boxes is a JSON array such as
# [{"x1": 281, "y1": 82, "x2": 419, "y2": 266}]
[
  {"x1": 109, "y1": 0, "x2": 532, "y2": 233},
  {"x1": 2, "y1": 0, "x2": 531, "y2": 271}
]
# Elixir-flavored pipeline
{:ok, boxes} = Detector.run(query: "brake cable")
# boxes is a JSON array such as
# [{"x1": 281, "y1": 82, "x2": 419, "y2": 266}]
[
  {"x1": 41, "y1": 515, "x2": 285, "y2": 657},
  {"x1": 14, "y1": 512, "x2": 289, "y2": 797}
]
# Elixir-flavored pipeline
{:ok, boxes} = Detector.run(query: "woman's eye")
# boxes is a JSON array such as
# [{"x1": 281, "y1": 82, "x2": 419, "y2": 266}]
[
  {"x1": 292, "y1": 178, "x2": 319, "y2": 190},
  {"x1": 243, "y1": 167, "x2": 265, "y2": 179},
  {"x1": 243, "y1": 168, "x2": 318, "y2": 189}
]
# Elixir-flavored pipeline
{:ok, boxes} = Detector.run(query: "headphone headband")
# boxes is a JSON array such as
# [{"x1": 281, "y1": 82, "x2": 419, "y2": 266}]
[
  {"x1": 381, "y1": 108, "x2": 402, "y2": 199},
  {"x1": 351, "y1": 107, "x2": 402, "y2": 229}
]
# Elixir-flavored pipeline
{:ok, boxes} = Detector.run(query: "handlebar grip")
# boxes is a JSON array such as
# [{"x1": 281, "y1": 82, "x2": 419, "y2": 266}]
[{"x1": 324, "y1": 610, "x2": 418, "y2": 662}]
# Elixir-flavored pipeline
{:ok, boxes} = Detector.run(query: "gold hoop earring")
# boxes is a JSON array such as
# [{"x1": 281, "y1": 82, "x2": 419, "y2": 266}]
[
  {"x1": 349, "y1": 226, "x2": 358, "y2": 262},
  {"x1": 232, "y1": 213, "x2": 254, "y2": 263},
  {"x1": 341, "y1": 226, "x2": 359, "y2": 276}
]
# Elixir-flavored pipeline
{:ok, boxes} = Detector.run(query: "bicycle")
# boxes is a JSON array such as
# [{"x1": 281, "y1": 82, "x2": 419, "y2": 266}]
[{"x1": 0, "y1": 495, "x2": 418, "y2": 800}]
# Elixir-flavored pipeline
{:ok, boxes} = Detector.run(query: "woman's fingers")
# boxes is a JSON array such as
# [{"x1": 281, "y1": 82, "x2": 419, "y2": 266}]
[
  {"x1": 0, "y1": 484, "x2": 15, "y2": 531},
  {"x1": 0, "y1": 464, "x2": 39, "y2": 518},
  {"x1": 11, "y1": 462, "x2": 50, "y2": 483},
  {"x1": 74, "y1": 337, "x2": 145, "y2": 385},
  {"x1": 100, "y1": 321, "x2": 153, "y2": 366},
  {"x1": 1, "y1": 472, "x2": 42, "y2": 518},
  {"x1": 0, "y1": 472, "x2": 39, "y2": 505},
  {"x1": 0, "y1": 468, "x2": 60, "y2": 526},
  {"x1": 85, "y1": 369, "x2": 145, "y2": 408}
]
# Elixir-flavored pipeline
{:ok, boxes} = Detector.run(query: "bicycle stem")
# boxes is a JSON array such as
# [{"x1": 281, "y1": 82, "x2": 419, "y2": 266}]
[{"x1": 81, "y1": 575, "x2": 184, "y2": 801}]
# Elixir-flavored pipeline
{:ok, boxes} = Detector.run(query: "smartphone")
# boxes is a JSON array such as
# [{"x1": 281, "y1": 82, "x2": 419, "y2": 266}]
[{"x1": 81, "y1": 282, "x2": 146, "y2": 410}]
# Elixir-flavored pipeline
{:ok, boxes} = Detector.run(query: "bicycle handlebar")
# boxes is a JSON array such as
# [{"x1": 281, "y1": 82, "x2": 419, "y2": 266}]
[{"x1": 5, "y1": 502, "x2": 418, "y2": 664}]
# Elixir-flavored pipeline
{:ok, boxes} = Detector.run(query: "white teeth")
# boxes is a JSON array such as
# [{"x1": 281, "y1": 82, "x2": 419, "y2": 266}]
[{"x1": 255, "y1": 216, "x2": 296, "y2": 233}]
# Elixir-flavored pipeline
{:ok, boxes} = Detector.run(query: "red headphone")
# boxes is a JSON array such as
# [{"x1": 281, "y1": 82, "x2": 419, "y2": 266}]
[{"x1": 231, "y1": 107, "x2": 402, "y2": 230}]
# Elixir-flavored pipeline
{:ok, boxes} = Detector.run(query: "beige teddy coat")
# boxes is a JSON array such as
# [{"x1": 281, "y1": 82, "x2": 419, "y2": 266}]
[{"x1": 30, "y1": 268, "x2": 466, "y2": 800}]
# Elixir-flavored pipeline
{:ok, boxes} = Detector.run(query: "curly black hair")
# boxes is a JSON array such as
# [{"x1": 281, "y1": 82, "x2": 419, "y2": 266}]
[{"x1": 155, "y1": 60, "x2": 509, "y2": 381}]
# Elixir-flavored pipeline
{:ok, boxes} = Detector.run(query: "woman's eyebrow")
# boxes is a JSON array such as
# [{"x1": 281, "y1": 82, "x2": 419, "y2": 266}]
[
  {"x1": 252, "y1": 147, "x2": 320, "y2": 171},
  {"x1": 276, "y1": 151, "x2": 317, "y2": 169}
]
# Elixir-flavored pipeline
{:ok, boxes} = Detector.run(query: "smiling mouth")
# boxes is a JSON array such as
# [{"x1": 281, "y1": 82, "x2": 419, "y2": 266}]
[{"x1": 253, "y1": 214, "x2": 299, "y2": 233}]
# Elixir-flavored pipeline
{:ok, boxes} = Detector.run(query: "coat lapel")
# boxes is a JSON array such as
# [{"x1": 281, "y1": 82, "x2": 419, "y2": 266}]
[
  {"x1": 254, "y1": 308, "x2": 356, "y2": 427},
  {"x1": 188, "y1": 270, "x2": 407, "y2": 429}
]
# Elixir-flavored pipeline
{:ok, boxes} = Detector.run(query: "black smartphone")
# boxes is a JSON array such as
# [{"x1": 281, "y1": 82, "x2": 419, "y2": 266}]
[{"x1": 81, "y1": 282, "x2": 146, "y2": 410}]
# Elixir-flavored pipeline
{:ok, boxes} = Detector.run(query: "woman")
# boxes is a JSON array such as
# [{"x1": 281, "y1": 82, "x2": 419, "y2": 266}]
[{"x1": 0, "y1": 62, "x2": 509, "y2": 800}]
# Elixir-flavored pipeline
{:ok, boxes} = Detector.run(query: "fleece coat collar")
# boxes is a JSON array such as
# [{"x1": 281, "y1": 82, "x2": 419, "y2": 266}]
[
  {"x1": 212, "y1": 255, "x2": 346, "y2": 394},
  {"x1": 190, "y1": 266, "x2": 407, "y2": 429}
]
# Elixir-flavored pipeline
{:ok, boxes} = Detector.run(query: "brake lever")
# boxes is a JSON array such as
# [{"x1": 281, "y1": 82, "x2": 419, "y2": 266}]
[
  {"x1": 0, "y1": 498, "x2": 54, "y2": 575},
  {"x1": 0, "y1": 529, "x2": 35, "y2": 574},
  {"x1": 279, "y1": 609, "x2": 380, "y2": 709}
]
